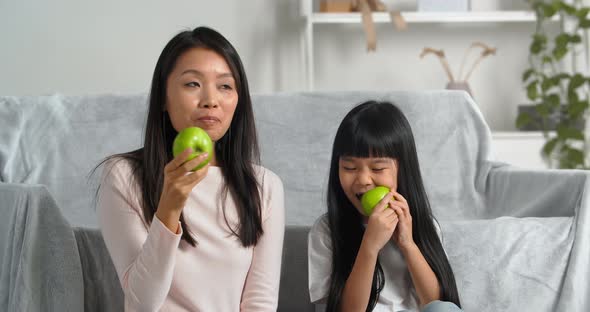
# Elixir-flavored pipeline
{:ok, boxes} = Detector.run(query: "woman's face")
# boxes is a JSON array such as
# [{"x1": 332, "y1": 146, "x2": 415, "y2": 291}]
[
  {"x1": 165, "y1": 47, "x2": 238, "y2": 143},
  {"x1": 338, "y1": 156, "x2": 398, "y2": 216}
]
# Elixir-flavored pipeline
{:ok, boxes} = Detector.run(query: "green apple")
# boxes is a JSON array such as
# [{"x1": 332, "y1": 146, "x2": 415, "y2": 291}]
[
  {"x1": 172, "y1": 127, "x2": 213, "y2": 171},
  {"x1": 361, "y1": 186, "x2": 391, "y2": 216}
]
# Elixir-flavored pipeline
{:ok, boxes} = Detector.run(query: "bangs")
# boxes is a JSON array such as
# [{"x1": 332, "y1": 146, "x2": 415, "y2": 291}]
[{"x1": 337, "y1": 113, "x2": 401, "y2": 160}]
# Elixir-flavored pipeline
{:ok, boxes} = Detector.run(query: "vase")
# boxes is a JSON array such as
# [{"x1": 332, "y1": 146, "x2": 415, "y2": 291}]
[{"x1": 446, "y1": 81, "x2": 473, "y2": 98}]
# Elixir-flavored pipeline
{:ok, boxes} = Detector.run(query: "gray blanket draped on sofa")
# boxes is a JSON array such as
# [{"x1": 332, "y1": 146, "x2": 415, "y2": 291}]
[{"x1": 1, "y1": 91, "x2": 589, "y2": 311}]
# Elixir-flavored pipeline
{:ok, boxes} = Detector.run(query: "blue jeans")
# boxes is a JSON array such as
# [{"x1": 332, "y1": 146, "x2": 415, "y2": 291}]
[
  {"x1": 420, "y1": 300, "x2": 463, "y2": 312},
  {"x1": 398, "y1": 301, "x2": 463, "y2": 312}
]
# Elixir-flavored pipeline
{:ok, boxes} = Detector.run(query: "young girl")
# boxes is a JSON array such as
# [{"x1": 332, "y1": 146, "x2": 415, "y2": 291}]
[
  {"x1": 96, "y1": 27, "x2": 284, "y2": 311},
  {"x1": 308, "y1": 100, "x2": 462, "y2": 312}
]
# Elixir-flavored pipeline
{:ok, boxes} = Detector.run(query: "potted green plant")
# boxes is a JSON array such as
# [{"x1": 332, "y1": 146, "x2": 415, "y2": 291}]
[{"x1": 516, "y1": 0, "x2": 590, "y2": 169}]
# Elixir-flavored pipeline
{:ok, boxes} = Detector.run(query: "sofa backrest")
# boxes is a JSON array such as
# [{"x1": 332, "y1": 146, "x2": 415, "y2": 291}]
[{"x1": 0, "y1": 91, "x2": 493, "y2": 227}]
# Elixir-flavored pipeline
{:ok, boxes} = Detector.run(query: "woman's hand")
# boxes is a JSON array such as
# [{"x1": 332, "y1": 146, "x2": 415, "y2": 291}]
[
  {"x1": 389, "y1": 191, "x2": 415, "y2": 251},
  {"x1": 155, "y1": 148, "x2": 209, "y2": 232},
  {"x1": 361, "y1": 192, "x2": 398, "y2": 255}
]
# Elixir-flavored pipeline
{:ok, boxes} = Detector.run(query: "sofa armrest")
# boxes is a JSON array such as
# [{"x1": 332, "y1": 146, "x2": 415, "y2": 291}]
[
  {"x1": 0, "y1": 183, "x2": 84, "y2": 311},
  {"x1": 484, "y1": 165, "x2": 590, "y2": 310},
  {"x1": 484, "y1": 165, "x2": 588, "y2": 218}
]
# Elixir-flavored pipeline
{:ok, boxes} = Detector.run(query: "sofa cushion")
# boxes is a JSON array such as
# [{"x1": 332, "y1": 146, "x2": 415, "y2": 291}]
[
  {"x1": 442, "y1": 216, "x2": 573, "y2": 312},
  {"x1": 279, "y1": 226, "x2": 315, "y2": 312},
  {"x1": 73, "y1": 228, "x2": 123, "y2": 312}
]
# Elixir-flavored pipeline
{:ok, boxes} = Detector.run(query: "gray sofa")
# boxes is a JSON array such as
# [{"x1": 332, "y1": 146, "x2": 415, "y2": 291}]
[{"x1": 1, "y1": 91, "x2": 590, "y2": 312}]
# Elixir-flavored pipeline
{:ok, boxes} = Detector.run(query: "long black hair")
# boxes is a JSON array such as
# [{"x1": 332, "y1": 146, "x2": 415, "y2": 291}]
[
  {"x1": 95, "y1": 26, "x2": 262, "y2": 247},
  {"x1": 325, "y1": 100, "x2": 461, "y2": 311}
]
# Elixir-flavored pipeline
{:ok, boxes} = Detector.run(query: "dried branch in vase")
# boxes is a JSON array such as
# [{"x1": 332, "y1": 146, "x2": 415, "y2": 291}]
[
  {"x1": 462, "y1": 42, "x2": 496, "y2": 81},
  {"x1": 420, "y1": 47, "x2": 455, "y2": 82},
  {"x1": 420, "y1": 42, "x2": 496, "y2": 98}
]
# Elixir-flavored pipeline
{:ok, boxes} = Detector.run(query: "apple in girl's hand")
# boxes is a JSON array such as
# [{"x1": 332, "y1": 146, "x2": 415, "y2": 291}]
[
  {"x1": 361, "y1": 186, "x2": 391, "y2": 216},
  {"x1": 172, "y1": 127, "x2": 213, "y2": 171}
]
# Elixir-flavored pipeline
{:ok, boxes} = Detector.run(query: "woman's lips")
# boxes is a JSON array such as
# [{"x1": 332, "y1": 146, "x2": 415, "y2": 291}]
[{"x1": 197, "y1": 116, "x2": 220, "y2": 124}]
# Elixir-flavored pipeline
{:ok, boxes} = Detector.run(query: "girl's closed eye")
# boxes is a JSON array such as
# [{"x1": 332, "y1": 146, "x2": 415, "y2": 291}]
[
  {"x1": 220, "y1": 84, "x2": 233, "y2": 90},
  {"x1": 372, "y1": 168, "x2": 386, "y2": 172},
  {"x1": 342, "y1": 166, "x2": 357, "y2": 171}
]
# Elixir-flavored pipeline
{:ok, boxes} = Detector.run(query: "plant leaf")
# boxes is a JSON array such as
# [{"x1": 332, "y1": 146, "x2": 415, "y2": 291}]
[
  {"x1": 527, "y1": 81, "x2": 539, "y2": 101},
  {"x1": 557, "y1": 125, "x2": 585, "y2": 140},
  {"x1": 555, "y1": 33, "x2": 570, "y2": 46},
  {"x1": 567, "y1": 147, "x2": 585, "y2": 166},
  {"x1": 561, "y1": 2, "x2": 577, "y2": 15},
  {"x1": 522, "y1": 69, "x2": 535, "y2": 82},
  {"x1": 516, "y1": 112, "x2": 533, "y2": 129},
  {"x1": 535, "y1": 103, "x2": 551, "y2": 117},
  {"x1": 531, "y1": 34, "x2": 547, "y2": 54},
  {"x1": 569, "y1": 73, "x2": 585, "y2": 89},
  {"x1": 580, "y1": 19, "x2": 590, "y2": 28},
  {"x1": 568, "y1": 89, "x2": 580, "y2": 103},
  {"x1": 546, "y1": 93, "x2": 560, "y2": 107},
  {"x1": 554, "y1": 73, "x2": 571, "y2": 80},
  {"x1": 541, "y1": 78, "x2": 552, "y2": 91},
  {"x1": 552, "y1": 45, "x2": 568, "y2": 60},
  {"x1": 570, "y1": 34, "x2": 582, "y2": 43},
  {"x1": 576, "y1": 7, "x2": 590, "y2": 19},
  {"x1": 542, "y1": 137, "x2": 559, "y2": 157},
  {"x1": 543, "y1": 3, "x2": 557, "y2": 17},
  {"x1": 568, "y1": 100, "x2": 589, "y2": 118}
]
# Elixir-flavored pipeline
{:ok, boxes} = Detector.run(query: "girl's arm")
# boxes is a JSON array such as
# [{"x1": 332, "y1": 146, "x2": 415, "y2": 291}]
[
  {"x1": 341, "y1": 193, "x2": 398, "y2": 312},
  {"x1": 401, "y1": 243, "x2": 441, "y2": 307},
  {"x1": 340, "y1": 237, "x2": 380, "y2": 312},
  {"x1": 390, "y1": 191, "x2": 440, "y2": 307},
  {"x1": 240, "y1": 171, "x2": 285, "y2": 312}
]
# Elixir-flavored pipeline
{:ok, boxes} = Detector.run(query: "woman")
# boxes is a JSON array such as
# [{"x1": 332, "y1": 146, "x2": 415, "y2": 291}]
[{"x1": 96, "y1": 26, "x2": 284, "y2": 311}]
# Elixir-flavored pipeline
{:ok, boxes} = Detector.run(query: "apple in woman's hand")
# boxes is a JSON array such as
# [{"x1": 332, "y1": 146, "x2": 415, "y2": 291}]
[
  {"x1": 172, "y1": 127, "x2": 213, "y2": 171},
  {"x1": 361, "y1": 186, "x2": 391, "y2": 216}
]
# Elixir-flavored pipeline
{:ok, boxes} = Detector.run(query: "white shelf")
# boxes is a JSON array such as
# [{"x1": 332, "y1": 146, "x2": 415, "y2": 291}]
[
  {"x1": 310, "y1": 11, "x2": 559, "y2": 24},
  {"x1": 492, "y1": 131, "x2": 548, "y2": 139},
  {"x1": 299, "y1": 0, "x2": 561, "y2": 90},
  {"x1": 491, "y1": 131, "x2": 548, "y2": 169}
]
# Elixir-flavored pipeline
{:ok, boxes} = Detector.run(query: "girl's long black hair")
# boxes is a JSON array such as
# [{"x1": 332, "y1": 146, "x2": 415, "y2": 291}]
[
  {"x1": 325, "y1": 100, "x2": 461, "y2": 311},
  {"x1": 94, "y1": 26, "x2": 262, "y2": 247}
]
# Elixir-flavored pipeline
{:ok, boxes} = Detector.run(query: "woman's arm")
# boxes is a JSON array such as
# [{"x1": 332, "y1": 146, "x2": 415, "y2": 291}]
[
  {"x1": 240, "y1": 171, "x2": 285, "y2": 312},
  {"x1": 98, "y1": 160, "x2": 182, "y2": 311}
]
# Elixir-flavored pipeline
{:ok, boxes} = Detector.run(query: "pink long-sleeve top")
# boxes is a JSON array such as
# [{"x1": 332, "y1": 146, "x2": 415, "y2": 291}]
[{"x1": 97, "y1": 159, "x2": 285, "y2": 311}]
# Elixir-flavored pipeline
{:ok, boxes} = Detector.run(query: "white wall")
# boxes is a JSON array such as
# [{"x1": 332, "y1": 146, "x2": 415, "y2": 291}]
[{"x1": 0, "y1": 0, "x2": 552, "y2": 131}]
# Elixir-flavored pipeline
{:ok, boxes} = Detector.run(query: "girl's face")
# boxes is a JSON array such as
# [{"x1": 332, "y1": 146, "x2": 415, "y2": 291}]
[
  {"x1": 165, "y1": 47, "x2": 238, "y2": 143},
  {"x1": 338, "y1": 156, "x2": 398, "y2": 215}
]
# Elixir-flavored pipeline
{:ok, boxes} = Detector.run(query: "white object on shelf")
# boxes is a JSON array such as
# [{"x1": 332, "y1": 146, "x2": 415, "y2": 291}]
[
  {"x1": 418, "y1": 0, "x2": 469, "y2": 12},
  {"x1": 383, "y1": 0, "x2": 417, "y2": 11},
  {"x1": 491, "y1": 131, "x2": 548, "y2": 169}
]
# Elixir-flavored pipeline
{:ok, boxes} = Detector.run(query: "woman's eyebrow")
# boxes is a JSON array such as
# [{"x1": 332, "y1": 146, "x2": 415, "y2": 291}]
[{"x1": 180, "y1": 69, "x2": 233, "y2": 79}]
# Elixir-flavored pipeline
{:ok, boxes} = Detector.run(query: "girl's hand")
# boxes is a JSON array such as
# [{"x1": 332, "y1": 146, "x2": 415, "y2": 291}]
[
  {"x1": 389, "y1": 191, "x2": 415, "y2": 251},
  {"x1": 158, "y1": 148, "x2": 210, "y2": 214},
  {"x1": 362, "y1": 192, "x2": 398, "y2": 255}
]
